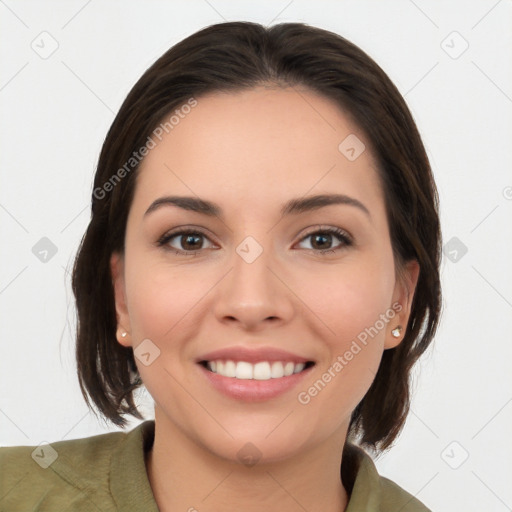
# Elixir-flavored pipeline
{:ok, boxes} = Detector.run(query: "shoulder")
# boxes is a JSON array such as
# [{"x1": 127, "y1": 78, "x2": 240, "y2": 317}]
[
  {"x1": 0, "y1": 428, "x2": 129, "y2": 512},
  {"x1": 344, "y1": 443, "x2": 432, "y2": 512},
  {"x1": 378, "y1": 475, "x2": 432, "y2": 512}
]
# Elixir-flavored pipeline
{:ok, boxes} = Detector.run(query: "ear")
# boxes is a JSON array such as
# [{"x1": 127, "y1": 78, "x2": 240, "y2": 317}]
[
  {"x1": 110, "y1": 251, "x2": 132, "y2": 348},
  {"x1": 385, "y1": 259, "x2": 420, "y2": 349}
]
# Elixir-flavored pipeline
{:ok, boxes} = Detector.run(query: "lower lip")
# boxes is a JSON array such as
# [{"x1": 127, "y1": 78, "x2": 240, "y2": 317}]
[{"x1": 198, "y1": 363, "x2": 314, "y2": 402}]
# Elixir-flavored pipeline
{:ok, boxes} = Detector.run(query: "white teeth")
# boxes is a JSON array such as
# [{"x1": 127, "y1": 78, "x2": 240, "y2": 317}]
[
  {"x1": 235, "y1": 361, "x2": 253, "y2": 379},
  {"x1": 284, "y1": 362, "x2": 295, "y2": 376},
  {"x1": 205, "y1": 360, "x2": 310, "y2": 380},
  {"x1": 294, "y1": 363, "x2": 305, "y2": 373},
  {"x1": 270, "y1": 361, "x2": 284, "y2": 378},
  {"x1": 253, "y1": 362, "x2": 271, "y2": 380},
  {"x1": 224, "y1": 360, "x2": 236, "y2": 377}
]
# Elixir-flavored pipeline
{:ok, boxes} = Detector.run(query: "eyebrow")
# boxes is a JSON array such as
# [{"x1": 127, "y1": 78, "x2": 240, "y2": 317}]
[{"x1": 144, "y1": 193, "x2": 371, "y2": 219}]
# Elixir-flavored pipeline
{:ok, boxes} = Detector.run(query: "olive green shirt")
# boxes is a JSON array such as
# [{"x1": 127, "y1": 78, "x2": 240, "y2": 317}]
[{"x1": 0, "y1": 420, "x2": 431, "y2": 511}]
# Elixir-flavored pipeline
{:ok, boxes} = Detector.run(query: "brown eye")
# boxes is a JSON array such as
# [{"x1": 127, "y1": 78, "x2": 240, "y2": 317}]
[
  {"x1": 157, "y1": 229, "x2": 215, "y2": 255},
  {"x1": 297, "y1": 227, "x2": 353, "y2": 255}
]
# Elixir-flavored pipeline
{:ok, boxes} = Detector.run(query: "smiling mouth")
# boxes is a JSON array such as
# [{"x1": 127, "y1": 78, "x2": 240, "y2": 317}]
[{"x1": 199, "y1": 360, "x2": 316, "y2": 380}]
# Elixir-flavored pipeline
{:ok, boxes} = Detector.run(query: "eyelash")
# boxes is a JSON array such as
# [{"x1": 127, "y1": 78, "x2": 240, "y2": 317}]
[{"x1": 156, "y1": 225, "x2": 353, "y2": 257}]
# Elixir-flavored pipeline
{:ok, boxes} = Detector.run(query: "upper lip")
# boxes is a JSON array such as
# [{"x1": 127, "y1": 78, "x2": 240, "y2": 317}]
[{"x1": 197, "y1": 346, "x2": 314, "y2": 364}]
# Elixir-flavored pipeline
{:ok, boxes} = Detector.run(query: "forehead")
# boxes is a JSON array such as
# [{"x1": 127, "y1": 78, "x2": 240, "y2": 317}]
[{"x1": 133, "y1": 86, "x2": 385, "y2": 217}]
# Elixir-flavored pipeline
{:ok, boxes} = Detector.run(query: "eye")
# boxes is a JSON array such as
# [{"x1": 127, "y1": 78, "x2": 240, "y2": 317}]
[
  {"x1": 157, "y1": 228, "x2": 215, "y2": 256},
  {"x1": 296, "y1": 226, "x2": 353, "y2": 255},
  {"x1": 157, "y1": 225, "x2": 353, "y2": 257}
]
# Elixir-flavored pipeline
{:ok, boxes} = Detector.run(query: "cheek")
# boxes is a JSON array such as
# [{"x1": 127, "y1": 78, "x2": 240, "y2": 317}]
[
  {"x1": 315, "y1": 255, "x2": 396, "y2": 342},
  {"x1": 303, "y1": 254, "x2": 395, "y2": 405},
  {"x1": 124, "y1": 260, "x2": 206, "y2": 342},
  {"x1": 123, "y1": 262, "x2": 209, "y2": 401}
]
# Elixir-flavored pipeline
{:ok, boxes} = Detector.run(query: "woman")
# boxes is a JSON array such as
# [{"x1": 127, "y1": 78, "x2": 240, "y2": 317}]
[{"x1": 0, "y1": 21, "x2": 441, "y2": 511}]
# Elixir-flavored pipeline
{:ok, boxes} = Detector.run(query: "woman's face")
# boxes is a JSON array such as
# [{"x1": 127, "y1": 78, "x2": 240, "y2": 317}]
[{"x1": 111, "y1": 86, "x2": 419, "y2": 463}]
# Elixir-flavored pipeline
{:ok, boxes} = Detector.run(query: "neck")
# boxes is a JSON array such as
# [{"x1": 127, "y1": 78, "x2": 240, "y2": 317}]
[{"x1": 145, "y1": 408, "x2": 349, "y2": 512}]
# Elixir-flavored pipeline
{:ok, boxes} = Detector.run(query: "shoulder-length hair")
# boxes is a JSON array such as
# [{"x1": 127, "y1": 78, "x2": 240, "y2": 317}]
[{"x1": 72, "y1": 21, "x2": 442, "y2": 452}]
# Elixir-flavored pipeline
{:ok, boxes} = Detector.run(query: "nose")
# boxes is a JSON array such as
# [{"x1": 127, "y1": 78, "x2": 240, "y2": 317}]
[{"x1": 211, "y1": 238, "x2": 295, "y2": 331}]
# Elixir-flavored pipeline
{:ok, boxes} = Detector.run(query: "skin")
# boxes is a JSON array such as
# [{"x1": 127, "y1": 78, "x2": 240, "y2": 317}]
[{"x1": 111, "y1": 86, "x2": 419, "y2": 512}]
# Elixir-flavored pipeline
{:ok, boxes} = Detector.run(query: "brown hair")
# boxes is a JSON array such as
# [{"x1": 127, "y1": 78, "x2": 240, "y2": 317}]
[{"x1": 72, "y1": 21, "x2": 442, "y2": 452}]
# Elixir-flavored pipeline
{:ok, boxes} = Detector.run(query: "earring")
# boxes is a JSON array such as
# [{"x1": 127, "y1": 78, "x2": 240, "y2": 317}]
[
  {"x1": 121, "y1": 331, "x2": 127, "y2": 338},
  {"x1": 391, "y1": 325, "x2": 403, "y2": 338}
]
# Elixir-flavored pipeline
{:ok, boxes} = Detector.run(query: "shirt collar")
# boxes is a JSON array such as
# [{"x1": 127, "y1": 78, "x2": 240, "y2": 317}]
[
  {"x1": 343, "y1": 442, "x2": 382, "y2": 511},
  {"x1": 110, "y1": 420, "x2": 159, "y2": 511}
]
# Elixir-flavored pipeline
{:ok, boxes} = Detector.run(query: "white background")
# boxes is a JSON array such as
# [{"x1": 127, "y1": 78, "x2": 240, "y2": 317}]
[{"x1": 1, "y1": 1, "x2": 512, "y2": 511}]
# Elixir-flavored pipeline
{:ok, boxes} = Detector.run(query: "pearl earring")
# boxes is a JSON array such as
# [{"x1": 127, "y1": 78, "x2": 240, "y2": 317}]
[
  {"x1": 391, "y1": 326, "x2": 402, "y2": 338},
  {"x1": 121, "y1": 331, "x2": 127, "y2": 338}
]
